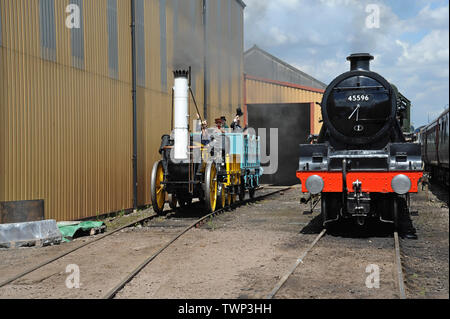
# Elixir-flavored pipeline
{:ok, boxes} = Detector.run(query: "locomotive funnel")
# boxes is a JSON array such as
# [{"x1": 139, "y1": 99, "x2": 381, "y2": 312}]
[
  {"x1": 347, "y1": 53, "x2": 374, "y2": 71},
  {"x1": 173, "y1": 70, "x2": 190, "y2": 160}
]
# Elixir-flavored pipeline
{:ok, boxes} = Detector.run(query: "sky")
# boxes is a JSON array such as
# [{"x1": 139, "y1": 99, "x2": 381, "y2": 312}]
[{"x1": 243, "y1": 0, "x2": 449, "y2": 129}]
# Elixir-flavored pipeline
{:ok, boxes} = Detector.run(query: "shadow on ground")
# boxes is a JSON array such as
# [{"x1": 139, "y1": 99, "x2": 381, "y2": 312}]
[
  {"x1": 429, "y1": 183, "x2": 449, "y2": 207},
  {"x1": 300, "y1": 212, "x2": 417, "y2": 239}
]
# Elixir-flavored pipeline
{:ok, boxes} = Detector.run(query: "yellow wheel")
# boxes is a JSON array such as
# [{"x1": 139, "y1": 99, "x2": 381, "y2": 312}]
[
  {"x1": 151, "y1": 161, "x2": 166, "y2": 215},
  {"x1": 217, "y1": 184, "x2": 226, "y2": 209},
  {"x1": 204, "y1": 162, "x2": 218, "y2": 213},
  {"x1": 227, "y1": 189, "x2": 236, "y2": 206}
]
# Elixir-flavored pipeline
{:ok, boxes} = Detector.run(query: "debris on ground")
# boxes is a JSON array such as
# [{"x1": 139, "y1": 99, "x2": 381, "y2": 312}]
[
  {"x1": 57, "y1": 221, "x2": 106, "y2": 242},
  {"x1": 0, "y1": 220, "x2": 62, "y2": 249}
]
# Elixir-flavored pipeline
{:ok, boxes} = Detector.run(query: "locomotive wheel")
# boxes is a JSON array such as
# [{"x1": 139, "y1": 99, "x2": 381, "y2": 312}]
[
  {"x1": 393, "y1": 197, "x2": 399, "y2": 230},
  {"x1": 249, "y1": 177, "x2": 257, "y2": 199},
  {"x1": 321, "y1": 196, "x2": 328, "y2": 228},
  {"x1": 151, "y1": 161, "x2": 166, "y2": 215},
  {"x1": 217, "y1": 184, "x2": 226, "y2": 209},
  {"x1": 168, "y1": 194, "x2": 177, "y2": 210},
  {"x1": 204, "y1": 162, "x2": 218, "y2": 213},
  {"x1": 227, "y1": 190, "x2": 236, "y2": 206},
  {"x1": 238, "y1": 181, "x2": 246, "y2": 202}
]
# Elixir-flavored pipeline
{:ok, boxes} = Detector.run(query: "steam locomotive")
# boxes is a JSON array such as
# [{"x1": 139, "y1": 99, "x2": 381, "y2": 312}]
[
  {"x1": 297, "y1": 53, "x2": 423, "y2": 228},
  {"x1": 151, "y1": 70, "x2": 262, "y2": 215}
]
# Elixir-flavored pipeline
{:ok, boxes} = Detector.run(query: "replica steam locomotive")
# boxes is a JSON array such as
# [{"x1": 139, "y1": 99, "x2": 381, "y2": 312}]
[
  {"x1": 297, "y1": 53, "x2": 423, "y2": 228},
  {"x1": 151, "y1": 70, "x2": 262, "y2": 215}
]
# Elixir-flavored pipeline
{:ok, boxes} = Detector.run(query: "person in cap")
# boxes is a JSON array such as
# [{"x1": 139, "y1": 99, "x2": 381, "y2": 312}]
[
  {"x1": 231, "y1": 108, "x2": 244, "y2": 132},
  {"x1": 221, "y1": 116, "x2": 229, "y2": 129},
  {"x1": 214, "y1": 118, "x2": 225, "y2": 133},
  {"x1": 201, "y1": 120, "x2": 211, "y2": 145}
]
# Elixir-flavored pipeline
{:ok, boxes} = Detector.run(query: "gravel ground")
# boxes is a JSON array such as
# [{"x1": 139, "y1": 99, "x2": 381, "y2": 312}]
[
  {"x1": 401, "y1": 184, "x2": 449, "y2": 299},
  {"x1": 0, "y1": 185, "x2": 447, "y2": 299}
]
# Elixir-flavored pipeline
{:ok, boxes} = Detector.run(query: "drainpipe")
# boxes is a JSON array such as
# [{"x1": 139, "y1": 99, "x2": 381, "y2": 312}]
[
  {"x1": 203, "y1": 0, "x2": 208, "y2": 121},
  {"x1": 131, "y1": 0, "x2": 138, "y2": 211}
]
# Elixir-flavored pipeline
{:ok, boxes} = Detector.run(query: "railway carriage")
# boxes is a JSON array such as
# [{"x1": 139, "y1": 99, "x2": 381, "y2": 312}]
[
  {"x1": 151, "y1": 70, "x2": 262, "y2": 215},
  {"x1": 420, "y1": 109, "x2": 449, "y2": 187},
  {"x1": 297, "y1": 54, "x2": 423, "y2": 229}
]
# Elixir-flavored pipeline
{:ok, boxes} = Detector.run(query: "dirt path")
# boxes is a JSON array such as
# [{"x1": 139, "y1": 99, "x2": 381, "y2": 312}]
[
  {"x1": 117, "y1": 188, "x2": 399, "y2": 299},
  {"x1": 401, "y1": 184, "x2": 449, "y2": 299}
]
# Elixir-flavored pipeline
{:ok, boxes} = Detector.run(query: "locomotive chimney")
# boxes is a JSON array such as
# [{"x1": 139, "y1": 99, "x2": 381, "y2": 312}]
[
  {"x1": 173, "y1": 70, "x2": 190, "y2": 160},
  {"x1": 347, "y1": 53, "x2": 374, "y2": 71}
]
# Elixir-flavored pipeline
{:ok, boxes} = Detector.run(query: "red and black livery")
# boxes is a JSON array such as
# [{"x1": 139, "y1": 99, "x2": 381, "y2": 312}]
[{"x1": 297, "y1": 53, "x2": 423, "y2": 227}]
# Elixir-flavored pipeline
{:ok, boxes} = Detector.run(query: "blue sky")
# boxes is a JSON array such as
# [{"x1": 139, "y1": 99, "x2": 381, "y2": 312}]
[{"x1": 244, "y1": 0, "x2": 449, "y2": 128}]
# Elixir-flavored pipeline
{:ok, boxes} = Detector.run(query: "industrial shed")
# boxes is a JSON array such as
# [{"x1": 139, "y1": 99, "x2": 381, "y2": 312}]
[
  {"x1": 0, "y1": 0, "x2": 245, "y2": 221},
  {"x1": 244, "y1": 45, "x2": 325, "y2": 135},
  {"x1": 243, "y1": 46, "x2": 326, "y2": 185}
]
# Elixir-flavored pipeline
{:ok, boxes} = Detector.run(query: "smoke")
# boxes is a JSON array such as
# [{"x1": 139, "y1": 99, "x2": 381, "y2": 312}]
[
  {"x1": 171, "y1": 0, "x2": 203, "y2": 71},
  {"x1": 170, "y1": 0, "x2": 243, "y2": 120}
]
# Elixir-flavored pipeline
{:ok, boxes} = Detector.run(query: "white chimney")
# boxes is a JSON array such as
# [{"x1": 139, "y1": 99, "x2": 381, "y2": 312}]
[{"x1": 173, "y1": 71, "x2": 189, "y2": 160}]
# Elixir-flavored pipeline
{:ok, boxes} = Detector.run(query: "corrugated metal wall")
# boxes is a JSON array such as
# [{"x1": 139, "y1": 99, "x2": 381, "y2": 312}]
[
  {"x1": 0, "y1": 0, "x2": 245, "y2": 220},
  {"x1": 0, "y1": 0, "x2": 134, "y2": 221},
  {"x1": 245, "y1": 76, "x2": 324, "y2": 135},
  {"x1": 205, "y1": 0, "x2": 243, "y2": 123}
]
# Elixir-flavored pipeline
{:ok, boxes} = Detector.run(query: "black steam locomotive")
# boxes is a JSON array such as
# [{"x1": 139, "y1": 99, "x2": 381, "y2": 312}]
[{"x1": 297, "y1": 53, "x2": 423, "y2": 228}]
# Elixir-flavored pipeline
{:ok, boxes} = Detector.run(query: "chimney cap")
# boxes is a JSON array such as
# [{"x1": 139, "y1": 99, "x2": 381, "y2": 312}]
[
  {"x1": 173, "y1": 70, "x2": 189, "y2": 79},
  {"x1": 346, "y1": 53, "x2": 374, "y2": 71},
  {"x1": 347, "y1": 53, "x2": 374, "y2": 62}
]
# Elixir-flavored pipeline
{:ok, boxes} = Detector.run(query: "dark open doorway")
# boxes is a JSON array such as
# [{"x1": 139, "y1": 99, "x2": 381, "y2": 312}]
[{"x1": 247, "y1": 103, "x2": 311, "y2": 186}]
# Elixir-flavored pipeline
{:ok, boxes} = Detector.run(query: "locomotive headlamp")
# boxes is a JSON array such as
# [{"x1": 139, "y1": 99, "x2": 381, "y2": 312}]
[
  {"x1": 391, "y1": 174, "x2": 411, "y2": 195},
  {"x1": 306, "y1": 175, "x2": 324, "y2": 195}
]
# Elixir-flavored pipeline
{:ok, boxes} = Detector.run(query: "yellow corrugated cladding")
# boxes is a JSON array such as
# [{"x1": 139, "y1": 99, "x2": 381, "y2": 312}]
[
  {"x1": 0, "y1": 0, "x2": 244, "y2": 220},
  {"x1": 0, "y1": 0, "x2": 134, "y2": 221},
  {"x1": 245, "y1": 78, "x2": 324, "y2": 135}
]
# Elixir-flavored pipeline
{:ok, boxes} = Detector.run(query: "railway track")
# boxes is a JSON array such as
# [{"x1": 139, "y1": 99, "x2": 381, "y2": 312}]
[
  {"x1": 103, "y1": 187, "x2": 291, "y2": 299},
  {"x1": 0, "y1": 187, "x2": 289, "y2": 298},
  {"x1": 266, "y1": 229, "x2": 407, "y2": 299}
]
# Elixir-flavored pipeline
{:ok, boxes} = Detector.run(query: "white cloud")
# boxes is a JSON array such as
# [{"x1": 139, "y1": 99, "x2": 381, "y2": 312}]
[
  {"x1": 398, "y1": 29, "x2": 449, "y2": 67},
  {"x1": 415, "y1": 4, "x2": 449, "y2": 29}
]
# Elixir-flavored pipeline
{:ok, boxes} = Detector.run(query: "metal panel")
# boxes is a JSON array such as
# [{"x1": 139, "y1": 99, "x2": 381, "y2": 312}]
[
  {"x1": 160, "y1": 0, "x2": 167, "y2": 91},
  {"x1": 0, "y1": 200, "x2": 45, "y2": 224},
  {"x1": 190, "y1": 0, "x2": 197, "y2": 94},
  {"x1": 227, "y1": 0, "x2": 232, "y2": 113},
  {"x1": 217, "y1": 0, "x2": 222, "y2": 109},
  {"x1": 136, "y1": 0, "x2": 145, "y2": 87},
  {"x1": 70, "y1": 0, "x2": 85, "y2": 69},
  {"x1": 39, "y1": 0, "x2": 56, "y2": 61},
  {"x1": 0, "y1": 1, "x2": 2, "y2": 46},
  {"x1": 107, "y1": 0, "x2": 119, "y2": 79},
  {"x1": 173, "y1": 0, "x2": 178, "y2": 55}
]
